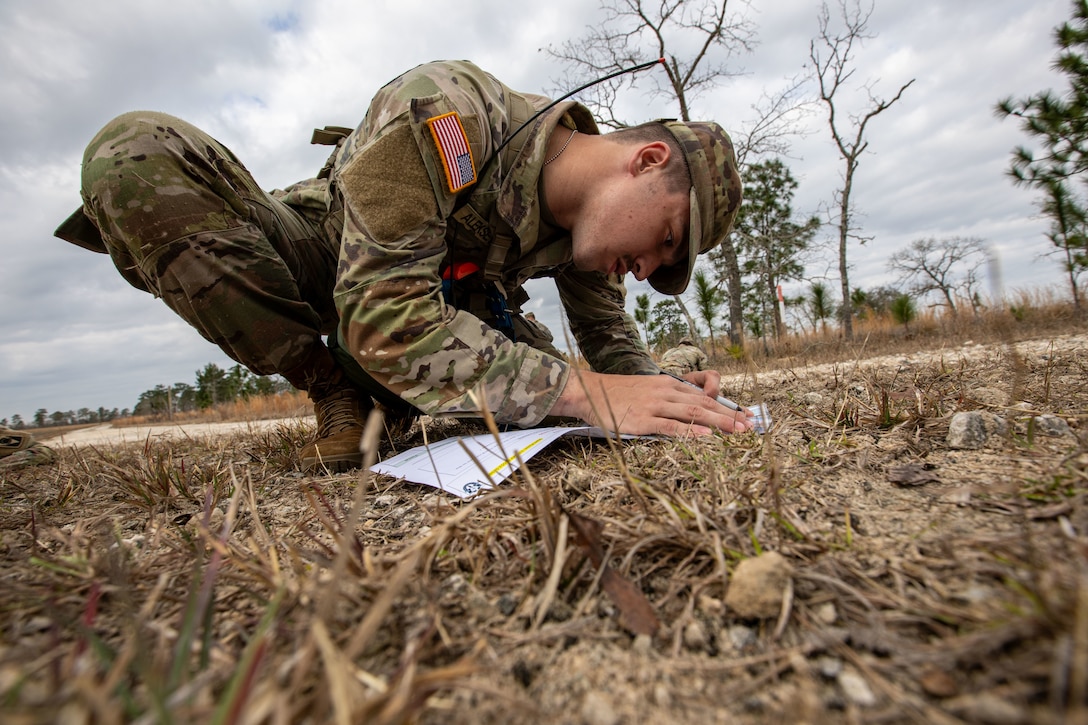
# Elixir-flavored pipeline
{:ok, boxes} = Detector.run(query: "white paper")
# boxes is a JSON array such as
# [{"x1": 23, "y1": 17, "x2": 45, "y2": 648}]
[
  {"x1": 370, "y1": 426, "x2": 622, "y2": 498},
  {"x1": 370, "y1": 402, "x2": 772, "y2": 498}
]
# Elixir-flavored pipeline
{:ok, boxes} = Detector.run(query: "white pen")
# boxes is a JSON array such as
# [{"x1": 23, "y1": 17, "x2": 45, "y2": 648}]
[{"x1": 660, "y1": 371, "x2": 744, "y2": 412}]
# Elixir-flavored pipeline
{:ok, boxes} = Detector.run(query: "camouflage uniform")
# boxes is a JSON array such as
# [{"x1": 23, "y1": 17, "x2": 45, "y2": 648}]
[
  {"x1": 659, "y1": 342, "x2": 709, "y2": 377},
  {"x1": 56, "y1": 60, "x2": 740, "y2": 433},
  {"x1": 0, "y1": 427, "x2": 56, "y2": 471}
]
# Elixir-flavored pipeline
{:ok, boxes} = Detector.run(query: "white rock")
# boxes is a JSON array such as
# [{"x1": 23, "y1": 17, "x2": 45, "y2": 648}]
[{"x1": 838, "y1": 668, "x2": 877, "y2": 707}]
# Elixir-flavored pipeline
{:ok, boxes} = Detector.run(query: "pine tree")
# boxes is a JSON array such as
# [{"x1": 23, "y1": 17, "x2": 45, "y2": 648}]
[{"x1": 996, "y1": 0, "x2": 1088, "y2": 310}]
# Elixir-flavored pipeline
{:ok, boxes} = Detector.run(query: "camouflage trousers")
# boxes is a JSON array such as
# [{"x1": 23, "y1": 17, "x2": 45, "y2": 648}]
[{"x1": 77, "y1": 111, "x2": 354, "y2": 400}]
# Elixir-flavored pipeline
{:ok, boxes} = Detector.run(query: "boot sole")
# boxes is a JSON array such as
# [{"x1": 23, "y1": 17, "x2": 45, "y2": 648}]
[{"x1": 301, "y1": 453, "x2": 364, "y2": 474}]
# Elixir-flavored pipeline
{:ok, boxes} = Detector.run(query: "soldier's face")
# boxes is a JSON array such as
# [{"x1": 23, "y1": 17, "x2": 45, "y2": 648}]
[{"x1": 570, "y1": 170, "x2": 689, "y2": 283}]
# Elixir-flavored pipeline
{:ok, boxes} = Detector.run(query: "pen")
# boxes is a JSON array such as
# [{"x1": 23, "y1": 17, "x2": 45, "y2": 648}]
[{"x1": 660, "y1": 371, "x2": 744, "y2": 412}]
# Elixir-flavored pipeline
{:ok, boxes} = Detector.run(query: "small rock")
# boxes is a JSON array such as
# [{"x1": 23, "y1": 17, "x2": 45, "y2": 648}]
[
  {"x1": 962, "y1": 584, "x2": 992, "y2": 603},
  {"x1": 22, "y1": 616, "x2": 51, "y2": 634},
  {"x1": 652, "y1": 683, "x2": 672, "y2": 707},
  {"x1": 728, "y1": 624, "x2": 757, "y2": 651},
  {"x1": 444, "y1": 573, "x2": 468, "y2": 597},
  {"x1": 632, "y1": 633, "x2": 654, "y2": 654},
  {"x1": 802, "y1": 392, "x2": 826, "y2": 406},
  {"x1": 372, "y1": 494, "x2": 397, "y2": 508},
  {"x1": 419, "y1": 492, "x2": 444, "y2": 510},
  {"x1": 1031, "y1": 414, "x2": 1072, "y2": 437},
  {"x1": 580, "y1": 692, "x2": 619, "y2": 725},
  {"x1": 725, "y1": 551, "x2": 793, "y2": 619},
  {"x1": 697, "y1": 594, "x2": 724, "y2": 617},
  {"x1": 742, "y1": 694, "x2": 766, "y2": 712},
  {"x1": 511, "y1": 660, "x2": 534, "y2": 688},
  {"x1": 545, "y1": 600, "x2": 573, "y2": 623},
  {"x1": 683, "y1": 620, "x2": 708, "y2": 652},
  {"x1": 947, "y1": 411, "x2": 1007, "y2": 449},
  {"x1": 497, "y1": 593, "x2": 518, "y2": 616},
  {"x1": 815, "y1": 655, "x2": 843, "y2": 679},
  {"x1": 114, "y1": 533, "x2": 146, "y2": 551},
  {"x1": 838, "y1": 668, "x2": 876, "y2": 707},
  {"x1": 185, "y1": 507, "x2": 225, "y2": 535},
  {"x1": 814, "y1": 602, "x2": 838, "y2": 625}
]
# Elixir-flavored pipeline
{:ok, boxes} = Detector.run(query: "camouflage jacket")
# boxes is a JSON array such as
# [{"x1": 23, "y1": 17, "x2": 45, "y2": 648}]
[{"x1": 292, "y1": 60, "x2": 657, "y2": 425}]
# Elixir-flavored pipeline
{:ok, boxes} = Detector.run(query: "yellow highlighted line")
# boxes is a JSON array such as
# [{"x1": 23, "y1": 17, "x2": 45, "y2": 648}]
[{"x1": 488, "y1": 438, "x2": 543, "y2": 477}]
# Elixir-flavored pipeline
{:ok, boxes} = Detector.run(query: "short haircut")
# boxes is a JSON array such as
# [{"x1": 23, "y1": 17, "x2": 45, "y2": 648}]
[{"x1": 607, "y1": 122, "x2": 692, "y2": 194}]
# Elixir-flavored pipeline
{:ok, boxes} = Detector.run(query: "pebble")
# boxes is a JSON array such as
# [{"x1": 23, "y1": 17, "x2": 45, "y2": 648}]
[
  {"x1": 682, "y1": 620, "x2": 708, "y2": 652},
  {"x1": 725, "y1": 551, "x2": 793, "y2": 619},
  {"x1": 947, "y1": 411, "x2": 1007, "y2": 449},
  {"x1": 1031, "y1": 414, "x2": 1073, "y2": 437},
  {"x1": 838, "y1": 668, "x2": 877, "y2": 707},
  {"x1": 632, "y1": 633, "x2": 654, "y2": 654},
  {"x1": 727, "y1": 624, "x2": 757, "y2": 651},
  {"x1": 497, "y1": 593, "x2": 518, "y2": 616},
  {"x1": 697, "y1": 594, "x2": 724, "y2": 617},
  {"x1": 580, "y1": 692, "x2": 619, "y2": 725},
  {"x1": 444, "y1": 573, "x2": 468, "y2": 596},
  {"x1": 814, "y1": 602, "x2": 838, "y2": 625},
  {"x1": 814, "y1": 655, "x2": 843, "y2": 679},
  {"x1": 184, "y1": 507, "x2": 225, "y2": 535},
  {"x1": 372, "y1": 493, "x2": 397, "y2": 508}
]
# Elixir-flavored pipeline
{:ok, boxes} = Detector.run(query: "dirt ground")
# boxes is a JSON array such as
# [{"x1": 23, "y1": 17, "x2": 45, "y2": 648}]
[
  {"x1": 41, "y1": 417, "x2": 305, "y2": 448},
  {"x1": 2, "y1": 329, "x2": 1087, "y2": 723}
]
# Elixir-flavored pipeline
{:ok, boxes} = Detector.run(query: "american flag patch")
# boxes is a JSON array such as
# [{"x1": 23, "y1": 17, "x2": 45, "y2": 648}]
[{"x1": 427, "y1": 112, "x2": 476, "y2": 193}]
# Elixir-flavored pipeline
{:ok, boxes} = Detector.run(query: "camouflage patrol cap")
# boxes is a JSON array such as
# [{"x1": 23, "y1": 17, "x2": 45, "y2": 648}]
[{"x1": 649, "y1": 121, "x2": 742, "y2": 295}]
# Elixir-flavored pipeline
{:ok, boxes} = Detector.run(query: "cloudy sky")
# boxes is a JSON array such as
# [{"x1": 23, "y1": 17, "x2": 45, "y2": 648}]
[{"x1": 0, "y1": 0, "x2": 1073, "y2": 423}]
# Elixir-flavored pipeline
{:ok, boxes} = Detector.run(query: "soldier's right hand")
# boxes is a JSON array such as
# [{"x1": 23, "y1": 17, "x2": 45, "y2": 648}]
[{"x1": 550, "y1": 370, "x2": 751, "y2": 436}]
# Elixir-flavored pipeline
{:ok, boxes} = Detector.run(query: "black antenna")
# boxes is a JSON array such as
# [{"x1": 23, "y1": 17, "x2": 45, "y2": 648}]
[{"x1": 494, "y1": 57, "x2": 666, "y2": 157}]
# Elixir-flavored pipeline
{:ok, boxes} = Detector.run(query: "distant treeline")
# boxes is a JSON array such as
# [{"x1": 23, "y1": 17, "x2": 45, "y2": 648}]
[{"x1": 3, "y1": 363, "x2": 294, "y2": 430}]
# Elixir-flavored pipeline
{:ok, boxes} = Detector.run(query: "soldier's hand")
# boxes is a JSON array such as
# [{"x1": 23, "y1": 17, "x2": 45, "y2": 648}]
[{"x1": 551, "y1": 370, "x2": 753, "y2": 436}]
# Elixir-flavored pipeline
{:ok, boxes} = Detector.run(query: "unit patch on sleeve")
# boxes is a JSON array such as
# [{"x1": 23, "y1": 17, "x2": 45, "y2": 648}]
[{"x1": 427, "y1": 112, "x2": 476, "y2": 193}]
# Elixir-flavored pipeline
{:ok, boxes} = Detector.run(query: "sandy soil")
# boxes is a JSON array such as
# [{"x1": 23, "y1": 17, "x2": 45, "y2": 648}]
[
  {"x1": 3, "y1": 328, "x2": 1087, "y2": 723},
  {"x1": 44, "y1": 416, "x2": 311, "y2": 448}
]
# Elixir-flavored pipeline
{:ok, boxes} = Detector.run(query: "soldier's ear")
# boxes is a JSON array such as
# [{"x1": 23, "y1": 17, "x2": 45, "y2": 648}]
[{"x1": 631, "y1": 141, "x2": 670, "y2": 175}]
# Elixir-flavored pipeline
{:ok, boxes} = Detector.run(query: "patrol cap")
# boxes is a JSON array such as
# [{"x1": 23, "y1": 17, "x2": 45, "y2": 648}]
[{"x1": 649, "y1": 120, "x2": 742, "y2": 296}]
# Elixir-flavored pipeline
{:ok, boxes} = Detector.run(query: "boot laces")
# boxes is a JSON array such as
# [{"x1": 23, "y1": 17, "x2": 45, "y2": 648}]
[{"x1": 315, "y1": 389, "x2": 364, "y2": 437}]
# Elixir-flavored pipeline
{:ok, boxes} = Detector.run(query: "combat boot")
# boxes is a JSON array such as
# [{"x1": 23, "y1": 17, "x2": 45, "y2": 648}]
[
  {"x1": 300, "y1": 387, "x2": 371, "y2": 473},
  {"x1": 0, "y1": 428, "x2": 56, "y2": 470},
  {"x1": 0, "y1": 428, "x2": 34, "y2": 459}
]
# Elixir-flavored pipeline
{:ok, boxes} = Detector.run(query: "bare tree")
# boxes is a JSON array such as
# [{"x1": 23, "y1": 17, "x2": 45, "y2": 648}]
[
  {"x1": 547, "y1": 0, "x2": 756, "y2": 130},
  {"x1": 547, "y1": 0, "x2": 807, "y2": 349},
  {"x1": 809, "y1": 0, "x2": 914, "y2": 339},
  {"x1": 887, "y1": 237, "x2": 988, "y2": 316}
]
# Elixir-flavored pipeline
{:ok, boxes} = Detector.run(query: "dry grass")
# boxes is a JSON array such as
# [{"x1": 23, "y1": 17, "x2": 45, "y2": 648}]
[
  {"x1": 712, "y1": 287, "x2": 1082, "y2": 372},
  {"x1": 2, "y1": 302, "x2": 1087, "y2": 723},
  {"x1": 115, "y1": 391, "x2": 314, "y2": 429}
]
